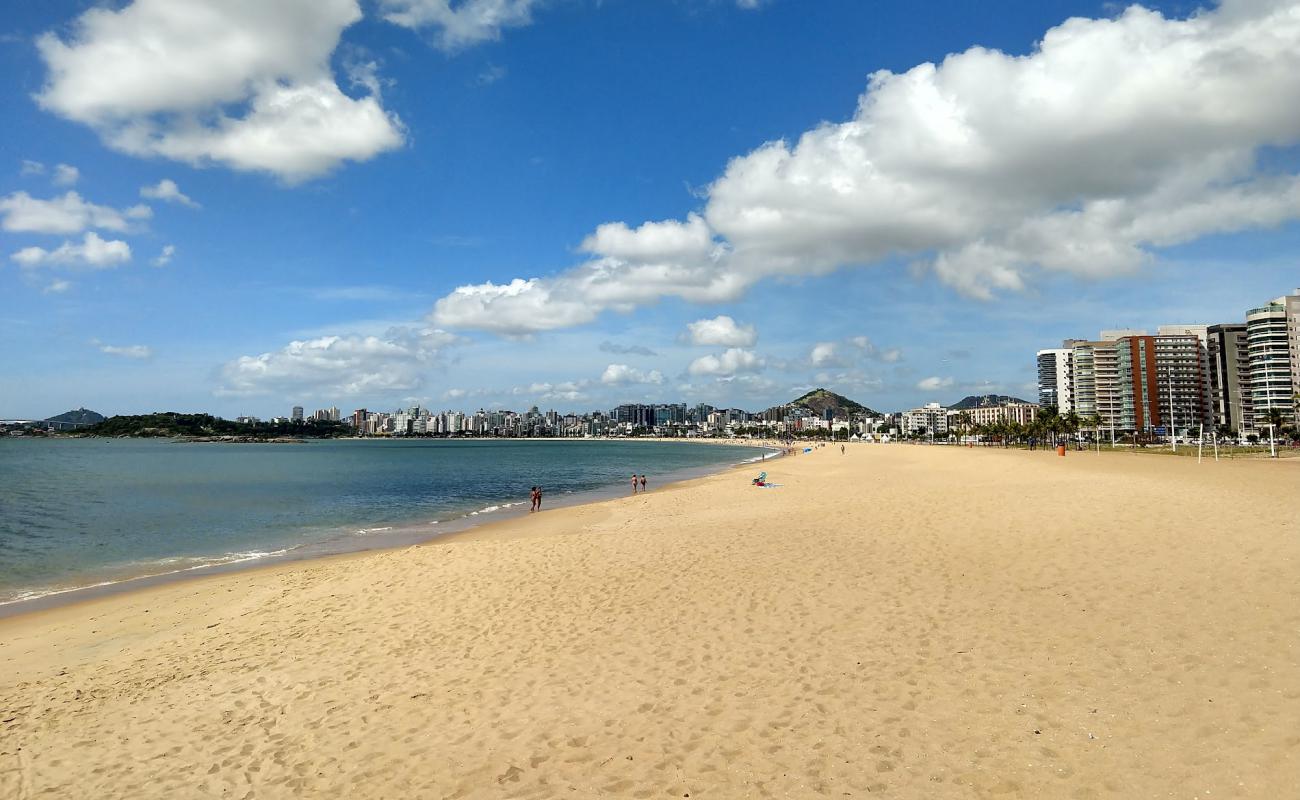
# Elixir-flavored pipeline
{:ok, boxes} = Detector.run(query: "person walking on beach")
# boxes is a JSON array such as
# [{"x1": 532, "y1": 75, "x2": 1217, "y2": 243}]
[
  {"x1": 534, "y1": 486, "x2": 543, "y2": 511},
  {"x1": 529, "y1": 486, "x2": 539, "y2": 512},
  {"x1": 841, "y1": 444, "x2": 845, "y2": 455},
  {"x1": 640, "y1": 474, "x2": 647, "y2": 492},
  {"x1": 631, "y1": 474, "x2": 639, "y2": 494}
]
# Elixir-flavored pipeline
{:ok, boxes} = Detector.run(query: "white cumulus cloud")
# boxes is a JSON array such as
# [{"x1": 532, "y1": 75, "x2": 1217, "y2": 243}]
[
  {"x1": 0, "y1": 191, "x2": 134, "y2": 234},
  {"x1": 688, "y1": 348, "x2": 764, "y2": 377},
  {"x1": 152, "y1": 244, "x2": 175, "y2": 267},
  {"x1": 809, "y1": 342, "x2": 840, "y2": 367},
  {"x1": 431, "y1": 1, "x2": 1300, "y2": 331},
  {"x1": 35, "y1": 0, "x2": 404, "y2": 182},
  {"x1": 380, "y1": 0, "x2": 539, "y2": 51},
  {"x1": 140, "y1": 179, "x2": 199, "y2": 208},
  {"x1": 52, "y1": 163, "x2": 79, "y2": 186},
  {"x1": 513, "y1": 380, "x2": 589, "y2": 403},
  {"x1": 431, "y1": 214, "x2": 735, "y2": 334},
  {"x1": 432, "y1": 278, "x2": 599, "y2": 335},
  {"x1": 916, "y1": 376, "x2": 955, "y2": 392},
  {"x1": 600, "y1": 364, "x2": 665, "y2": 386},
  {"x1": 685, "y1": 315, "x2": 757, "y2": 347},
  {"x1": 11, "y1": 232, "x2": 132, "y2": 269},
  {"x1": 843, "y1": 336, "x2": 902, "y2": 363},
  {"x1": 217, "y1": 327, "x2": 459, "y2": 397}
]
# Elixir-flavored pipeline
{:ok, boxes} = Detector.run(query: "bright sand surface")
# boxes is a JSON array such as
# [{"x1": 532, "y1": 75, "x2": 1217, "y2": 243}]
[{"x1": 2, "y1": 444, "x2": 1298, "y2": 799}]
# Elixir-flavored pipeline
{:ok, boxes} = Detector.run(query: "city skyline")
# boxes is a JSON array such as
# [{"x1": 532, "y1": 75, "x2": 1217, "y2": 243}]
[{"x1": 4, "y1": 1, "x2": 1300, "y2": 418}]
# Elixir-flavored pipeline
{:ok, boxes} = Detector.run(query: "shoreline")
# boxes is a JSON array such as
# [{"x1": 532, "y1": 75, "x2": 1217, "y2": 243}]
[{"x1": 0, "y1": 439, "x2": 783, "y2": 621}]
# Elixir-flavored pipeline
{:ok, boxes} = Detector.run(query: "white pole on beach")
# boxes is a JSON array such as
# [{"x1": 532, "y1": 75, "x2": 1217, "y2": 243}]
[
  {"x1": 1213, "y1": 430, "x2": 1219, "y2": 462},
  {"x1": 1268, "y1": 424, "x2": 1277, "y2": 458},
  {"x1": 1197, "y1": 423, "x2": 1203, "y2": 463}
]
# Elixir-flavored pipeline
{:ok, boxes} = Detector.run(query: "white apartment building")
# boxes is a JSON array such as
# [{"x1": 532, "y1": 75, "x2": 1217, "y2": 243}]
[
  {"x1": 953, "y1": 402, "x2": 1039, "y2": 428},
  {"x1": 1036, "y1": 348, "x2": 1074, "y2": 412},
  {"x1": 1158, "y1": 325, "x2": 1213, "y2": 424},
  {"x1": 902, "y1": 403, "x2": 948, "y2": 437},
  {"x1": 1246, "y1": 290, "x2": 1300, "y2": 427}
]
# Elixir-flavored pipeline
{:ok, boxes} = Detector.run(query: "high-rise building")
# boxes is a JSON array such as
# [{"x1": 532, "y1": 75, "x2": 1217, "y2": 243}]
[
  {"x1": 291, "y1": 405, "x2": 303, "y2": 422},
  {"x1": 1245, "y1": 290, "x2": 1300, "y2": 428},
  {"x1": 1070, "y1": 342, "x2": 1097, "y2": 417},
  {"x1": 1036, "y1": 348, "x2": 1073, "y2": 411},
  {"x1": 1111, "y1": 333, "x2": 1209, "y2": 435},
  {"x1": 1115, "y1": 335, "x2": 1160, "y2": 432},
  {"x1": 613, "y1": 404, "x2": 654, "y2": 427},
  {"x1": 1154, "y1": 333, "x2": 1209, "y2": 434},
  {"x1": 1207, "y1": 323, "x2": 1252, "y2": 434},
  {"x1": 1087, "y1": 340, "x2": 1123, "y2": 432},
  {"x1": 1158, "y1": 325, "x2": 1213, "y2": 425}
]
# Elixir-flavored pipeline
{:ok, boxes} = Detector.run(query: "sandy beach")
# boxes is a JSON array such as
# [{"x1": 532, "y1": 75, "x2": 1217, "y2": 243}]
[{"x1": 2, "y1": 444, "x2": 1297, "y2": 798}]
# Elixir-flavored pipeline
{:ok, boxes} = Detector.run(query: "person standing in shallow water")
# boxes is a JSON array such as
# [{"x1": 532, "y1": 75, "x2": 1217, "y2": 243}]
[
  {"x1": 529, "y1": 486, "x2": 539, "y2": 512},
  {"x1": 640, "y1": 474, "x2": 647, "y2": 492},
  {"x1": 535, "y1": 486, "x2": 543, "y2": 511},
  {"x1": 631, "y1": 474, "x2": 639, "y2": 494}
]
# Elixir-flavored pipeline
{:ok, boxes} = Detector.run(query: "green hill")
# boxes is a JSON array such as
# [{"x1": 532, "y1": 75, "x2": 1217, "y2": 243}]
[
  {"x1": 787, "y1": 388, "x2": 879, "y2": 418},
  {"x1": 44, "y1": 408, "x2": 105, "y2": 430},
  {"x1": 949, "y1": 394, "x2": 1031, "y2": 410}
]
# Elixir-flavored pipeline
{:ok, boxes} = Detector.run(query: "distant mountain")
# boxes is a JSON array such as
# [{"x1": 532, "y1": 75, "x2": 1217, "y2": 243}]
[
  {"x1": 786, "y1": 388, "x2": 879, "y2": 418},
  {"x1": 43, "y1": 408, "x2": 105, "y2": 430},
  {"x1": 949, "y1": 394, "x2": 1031, "y2": 410}
]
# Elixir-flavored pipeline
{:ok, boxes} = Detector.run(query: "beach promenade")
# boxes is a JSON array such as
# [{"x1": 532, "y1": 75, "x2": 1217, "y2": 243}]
[{"x1": 2, "y1": 445, "x2": 1297, "y2": 798}]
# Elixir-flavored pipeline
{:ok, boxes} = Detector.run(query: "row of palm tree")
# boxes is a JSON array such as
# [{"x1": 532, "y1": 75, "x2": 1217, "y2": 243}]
[{"x1": 950, "y1": 407, "x2": 1106, "y2": 448}]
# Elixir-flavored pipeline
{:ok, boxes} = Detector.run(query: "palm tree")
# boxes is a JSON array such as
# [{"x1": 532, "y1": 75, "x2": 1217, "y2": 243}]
[
  {"x1": 1085, "y1": 413, "x2": 1103, "y2": 447},
  {"x1": 1034, "y1": 406, "x2": 1059, "y2": 448},
  {"x1": 1064, "y1": 411, "x2": 1081, "y2": 447},
  {"x1": 956, "y1": 411, "x2": 973, "y2": 445},
  {"x1": 1008, "y1": 420, "x2": 1026, "y2": 448}
]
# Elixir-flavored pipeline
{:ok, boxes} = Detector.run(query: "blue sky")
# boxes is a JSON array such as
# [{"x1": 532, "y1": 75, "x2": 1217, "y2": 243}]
[{"x1": 1, "y1": 0, "x2": 1298, "y2": 419}]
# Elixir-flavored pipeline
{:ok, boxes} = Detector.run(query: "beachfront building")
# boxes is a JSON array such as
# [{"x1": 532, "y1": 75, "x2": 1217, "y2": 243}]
[
  {"x1": 1154, "y1": 332, "x2": 1210, "y2": 435},
  {"x1": 1158, "y1": 325, "x2": 1214, "y2": 428},
  {"x1": 1207, "y1": 323, "x2": 1253, "y2": 435},
  {"x1": 1069, "y1": 341, "x2": 1098, "y2": 418},
  {"x1": 1068, "y1": 337, "x2": 1123, "y2": 432},
  {"x1": 1109, "y1": 333, "x2": 1209, "y2": 436},
  {"x1": 1113, "y1": 335, "x2": 1162, "y2": 433},
  {"x1": 1036, "y1": 348, "x2": 1074, "y2": 412},
  {"x1": 1245, "y1": 290, "x2": 1300, "y2": 428},
  {"x1": 1091, "y1": 340, "x2": 1123, "y2": 433},
  {"x1": 902, "y1": 403, "x2": 948, "y2": 437},
  {"x1": 959, "y1": 401, "x2": 1039, "y2": 428}
]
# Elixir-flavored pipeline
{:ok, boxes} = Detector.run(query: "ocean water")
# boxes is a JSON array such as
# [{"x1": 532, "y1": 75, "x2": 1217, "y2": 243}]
[{"x1": 0, "y1": 438, "x2": 772, "y2": 607}]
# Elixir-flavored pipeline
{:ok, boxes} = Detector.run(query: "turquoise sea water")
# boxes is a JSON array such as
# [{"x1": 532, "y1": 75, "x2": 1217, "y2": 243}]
[{"x1": 0, "y1": 438, "x2": 771, "y2": 607}]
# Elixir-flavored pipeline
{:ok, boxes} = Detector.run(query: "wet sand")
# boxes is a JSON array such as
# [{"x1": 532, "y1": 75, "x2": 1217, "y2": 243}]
[{"x1": 2, "y1": 444, "x2": 1297, "y2": 798}]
